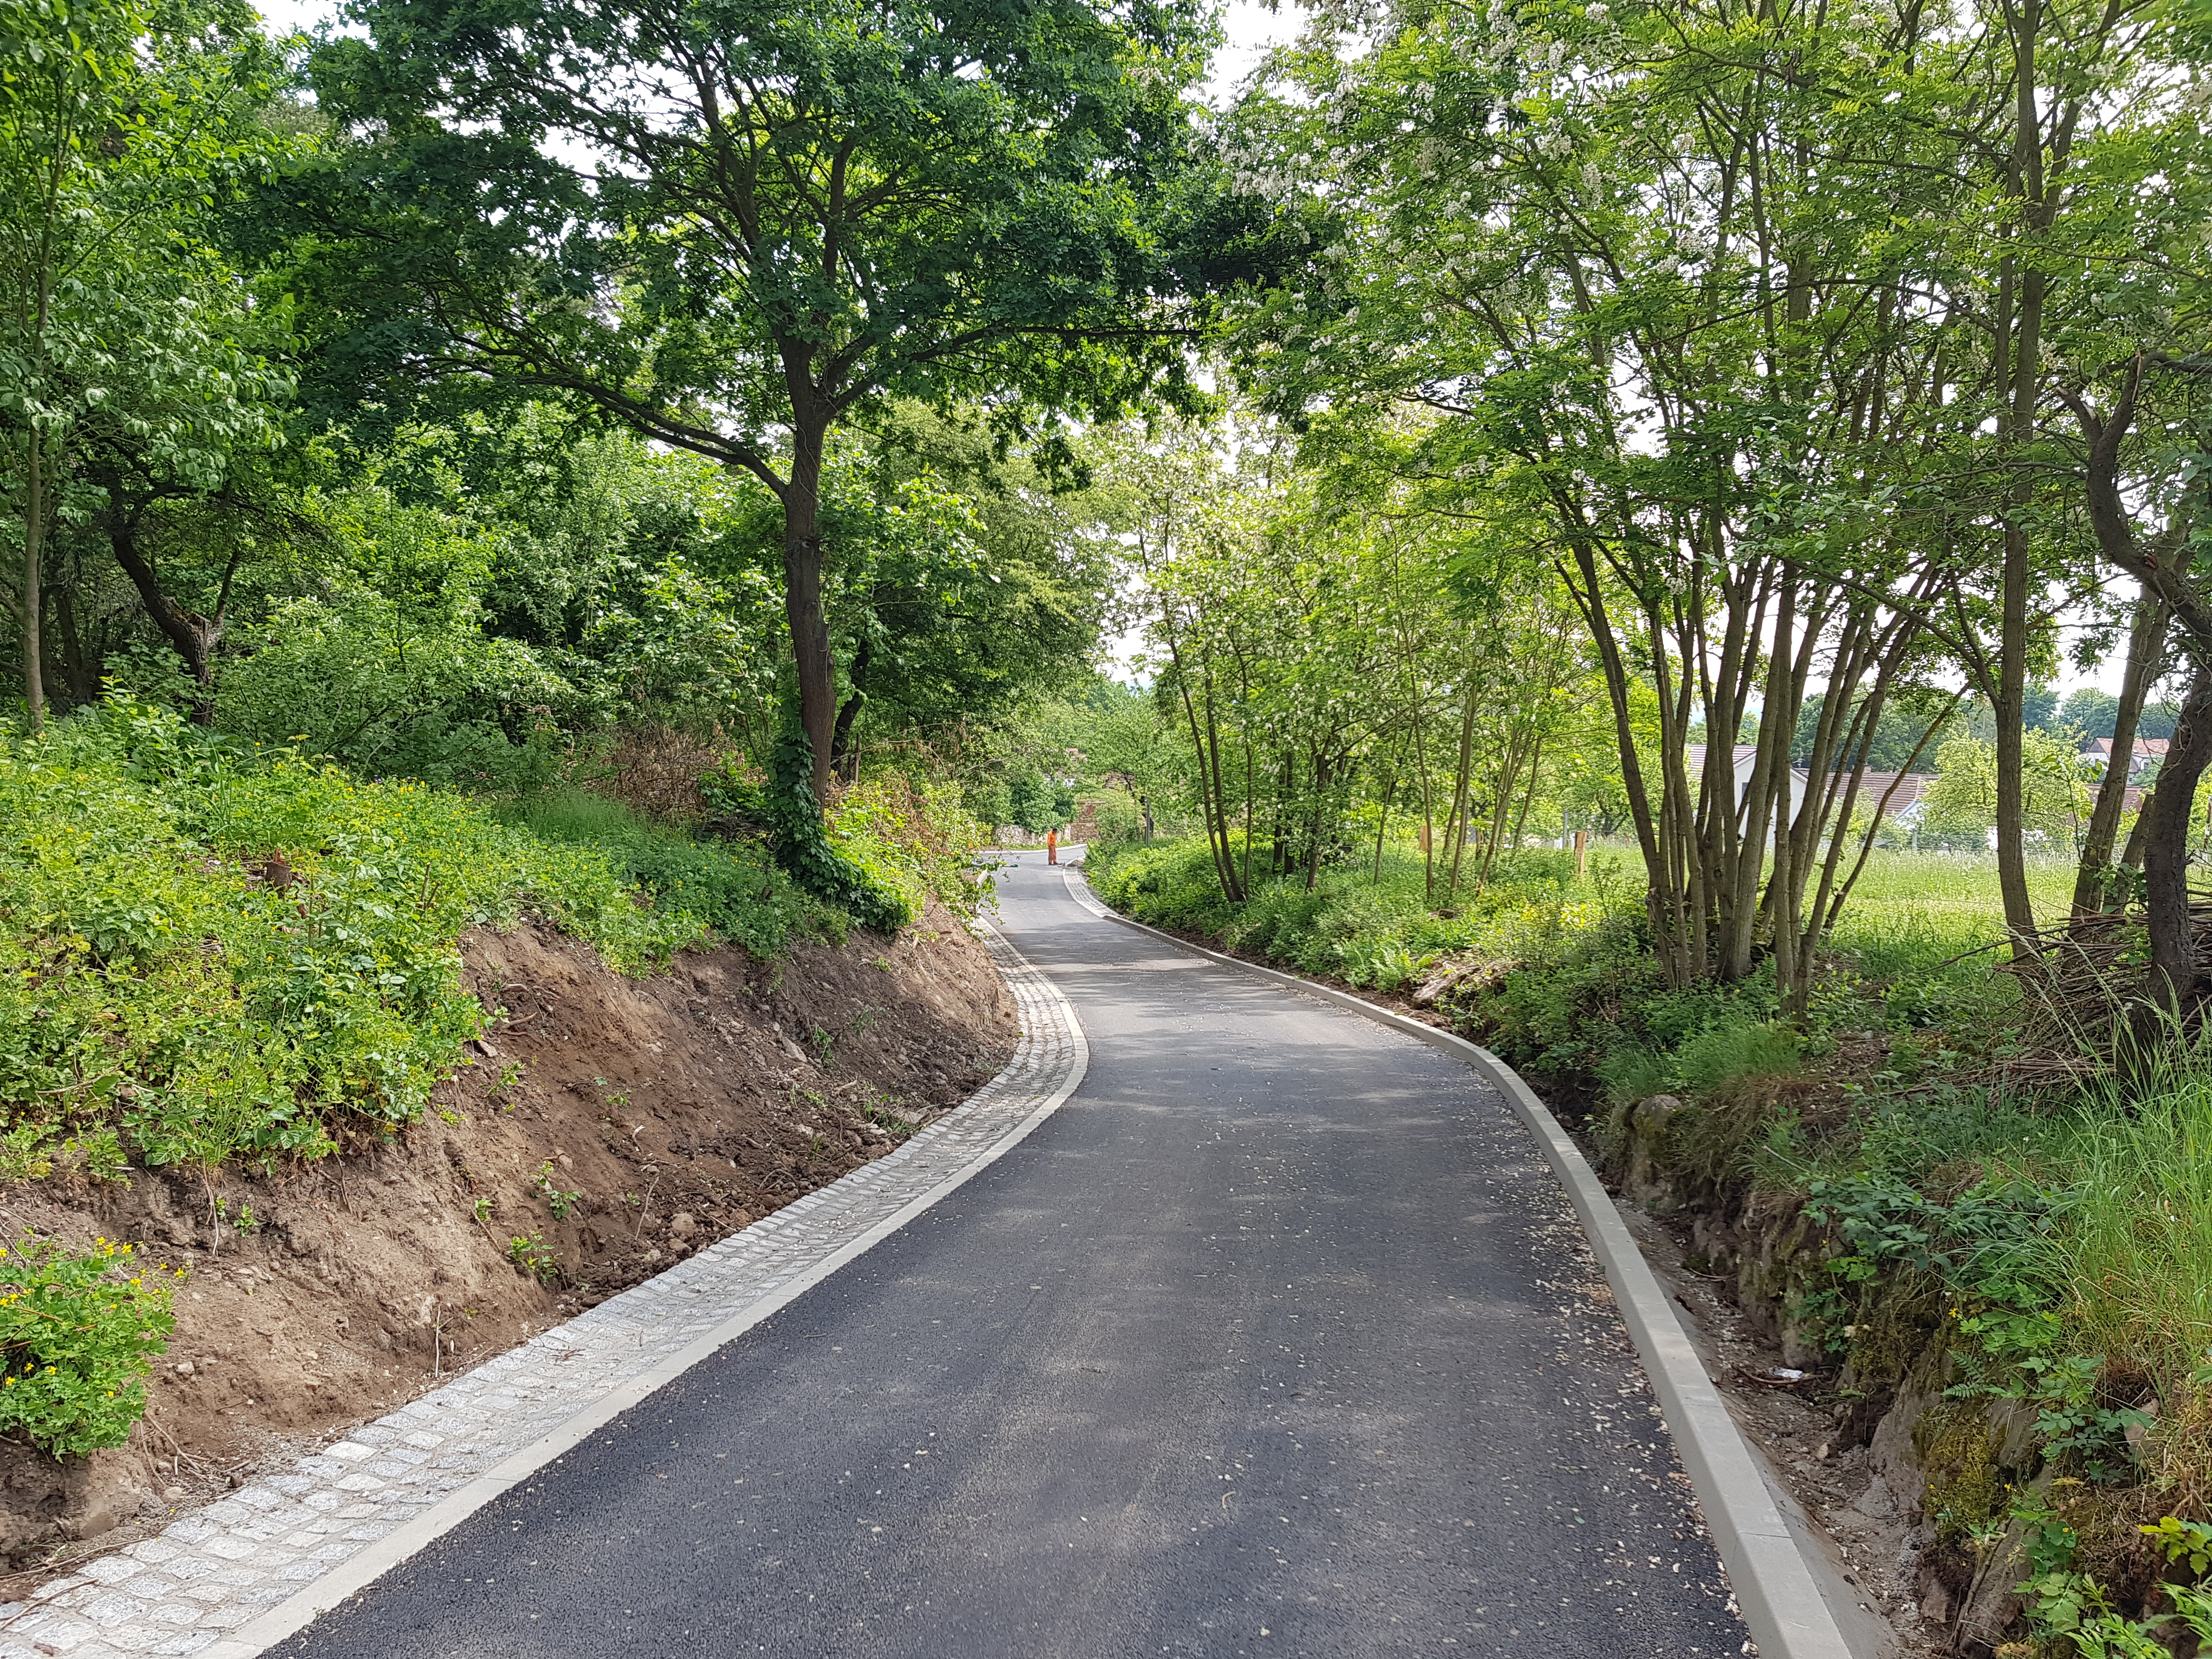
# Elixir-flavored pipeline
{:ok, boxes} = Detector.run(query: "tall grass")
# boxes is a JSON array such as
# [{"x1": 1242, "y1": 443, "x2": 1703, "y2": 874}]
[
  {"x1": 1831, "y1": 850, "x2": 2078, "y2": 959},
  {"x1": 2056, "y1": 1051, "x2": 2212, "y2": 1388},
  {"x1": 498, "y1": 787, "x2": 822, "y2": 956}
]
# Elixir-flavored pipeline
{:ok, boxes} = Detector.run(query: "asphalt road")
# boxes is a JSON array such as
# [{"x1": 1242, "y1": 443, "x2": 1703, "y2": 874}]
[{"x1": 273, "y1": 857, "x2": 1748, "y2": 1658}]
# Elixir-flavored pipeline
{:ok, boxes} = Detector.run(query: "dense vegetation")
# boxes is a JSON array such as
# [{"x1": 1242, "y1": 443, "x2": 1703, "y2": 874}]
[{"x1": 4, "y1": 0, "x2": 2212, "y2": 1638}]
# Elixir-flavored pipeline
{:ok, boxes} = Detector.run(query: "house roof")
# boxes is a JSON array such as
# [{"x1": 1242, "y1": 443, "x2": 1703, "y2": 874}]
[
  {"x1": 1839, "y1": 771, "x2": 1934, "y2": 815},
  {"x1": 2081, "y1": 736, "x2": 2170, "y2": 759}
]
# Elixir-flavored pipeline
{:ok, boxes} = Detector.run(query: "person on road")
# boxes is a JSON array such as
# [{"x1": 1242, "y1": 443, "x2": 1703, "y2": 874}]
[{"x1": 1046, "y1": 828, "x2": 1058, "y2": 865}]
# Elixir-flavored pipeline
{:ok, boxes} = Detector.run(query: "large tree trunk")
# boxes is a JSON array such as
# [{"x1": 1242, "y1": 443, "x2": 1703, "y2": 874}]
[
  {"x1": 53, "y1": 579, "x2": 99, "y2": 708},
  {"x1": 1991, "y1": 261, "x2": 2047, "y2": 957},
  {"x1": 2141, "y1": 661, "x2": 2212, "y2": 1022},
  {"x1": 2074, "y1": 589, "x2": 2170, "y2": 917},
  {"x1": 781, "y1": 414, "x2": 837, "y2": 800}
]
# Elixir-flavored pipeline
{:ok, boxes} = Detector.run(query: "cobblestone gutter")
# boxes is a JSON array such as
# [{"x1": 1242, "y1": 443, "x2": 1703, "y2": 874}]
[{"x1": 0, "y1": 920, "x2": 1085, "y2": 1659}]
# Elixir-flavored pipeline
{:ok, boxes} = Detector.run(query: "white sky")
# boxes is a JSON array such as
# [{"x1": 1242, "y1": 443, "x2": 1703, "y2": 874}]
[
  {"x1": 1207, "y1": 1, "x2": 1300, "y2": 103},
  {"x1": 253, "y1": 0, "x2": 332, "y2": 36}
]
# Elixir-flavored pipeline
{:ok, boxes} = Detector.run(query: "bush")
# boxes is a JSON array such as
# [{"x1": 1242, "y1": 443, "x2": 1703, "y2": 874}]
[
  {"x1": 703, "y1": 729, "x2": 911, "y2": 932},
  {"x1": 0, "y1": 699, "x2": 708, "y2": 1169},
  {"x1": 0, "y1": 1237, "x2": 178, "y2": 1457},
  {"x1": 829, "y1": 775, "x2": 991, "y2": 917}
]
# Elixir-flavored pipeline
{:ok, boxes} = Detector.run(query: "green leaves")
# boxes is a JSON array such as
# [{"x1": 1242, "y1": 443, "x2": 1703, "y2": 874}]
[
  {"x1": 302, "y1": 0, "x2": 1224, "y2": 469},
  {"x1": 707, "y1": 725, "x2": 912, "y2": 931},
  {"x1": 0, "y1": 1233, "x2": 176, "y2": 1457},
  {"x1": 0, "y1": 697, "x2": 713, "y2": 1171}
]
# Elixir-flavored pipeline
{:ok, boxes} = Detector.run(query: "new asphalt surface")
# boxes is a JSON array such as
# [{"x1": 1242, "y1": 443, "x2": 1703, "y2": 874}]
[{"x1": 271, "y1": 856, "x2": 1750, "y2": 1658}]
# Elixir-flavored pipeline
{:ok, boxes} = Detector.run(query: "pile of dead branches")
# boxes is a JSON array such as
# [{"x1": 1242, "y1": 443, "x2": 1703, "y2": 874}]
[{"x1": 2001, "y1": 898, "x2": 2212, "y2": 1063}]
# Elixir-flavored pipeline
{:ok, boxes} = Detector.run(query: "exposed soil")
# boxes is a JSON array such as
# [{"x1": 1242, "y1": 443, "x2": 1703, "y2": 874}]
[
  {"x1": 1621, "y1": 1203, "x2": 1942, "y2": 1658},
  {"x1": 0, "y1": 899, "x2": 1015, "y2": 1587}
]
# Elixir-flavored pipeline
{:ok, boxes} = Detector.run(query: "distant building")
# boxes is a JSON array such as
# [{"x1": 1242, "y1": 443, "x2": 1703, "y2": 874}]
[
  {"x1": 2080, "y1": 736, "x2": 2167, "y2": 783},
  {"x1": 1677, "y1": 746, "x2": 1939, "y2": 844},
  {"x1": 1681, "y1": 744, "x2": 1807, "y2": 811},
  {"x1": 1838, "y1": 771, "x2": 1934, "y2": 831}
]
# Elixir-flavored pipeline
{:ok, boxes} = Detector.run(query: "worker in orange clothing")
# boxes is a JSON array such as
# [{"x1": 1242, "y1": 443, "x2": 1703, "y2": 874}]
[{"x1": 1046, "y1": 828, "x2": 1058, "y2": 865}]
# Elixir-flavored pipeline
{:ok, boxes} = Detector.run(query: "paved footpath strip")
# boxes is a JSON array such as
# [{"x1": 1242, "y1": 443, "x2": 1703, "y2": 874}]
[{"x1": 8, "y1": 859, "x2": 1758, "y2": 1658}]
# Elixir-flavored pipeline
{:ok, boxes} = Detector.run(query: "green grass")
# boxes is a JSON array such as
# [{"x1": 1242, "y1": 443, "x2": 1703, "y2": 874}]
[
  {"x1": 2047, "y1": 1053, "x2": 2212, "y2": 1389},
  {"x1": 497, "y1": 787, "x2": 822, "y2": 957},
  {"x1": 1831, "y1": 850, "x2": 2077, "y2": 959}
]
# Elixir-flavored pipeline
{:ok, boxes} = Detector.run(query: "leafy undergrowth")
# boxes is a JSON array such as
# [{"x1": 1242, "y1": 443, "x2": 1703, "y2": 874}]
[
  {"x1": 1092, "y1": 834, "x2": 2212, "y2": 1655},
  {"x1": 0, "y1": 701, "x2": 993, "y2": 1464},
  {"x1": 1096, "y1": 835, "x2": 1617, "y2": 990},
  {"x1": 495, "y1": 786, "x2": 822, "y2": 956},
  {"x1": 829, "y1": 773, "x2": 992, "y2": 921},
  {"x1": 0, "y1": 1237, "x2": 178, "y2": 1457},
  {"x1": 0, "y1": 698, "x2": 791, "y2": 1173}
]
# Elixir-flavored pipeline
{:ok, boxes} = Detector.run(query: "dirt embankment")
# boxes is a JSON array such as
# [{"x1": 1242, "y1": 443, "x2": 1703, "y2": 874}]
[{"x1": 0, "y1": 901, "x2": 1015, "y2": 1578}]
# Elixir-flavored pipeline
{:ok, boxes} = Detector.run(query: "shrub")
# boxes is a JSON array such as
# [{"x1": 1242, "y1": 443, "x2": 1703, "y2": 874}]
[
  {"x1": 828, "y1": 774, "x2": 991, "y2": 917},
  {"x1": 703, "y1": 729, "x2": 911, "y2": 932},
  {"x1": 0, "y1": 699, "x2": 708, "y2": 1169},
  {"x1": 0, "y1": 1237, "x2": 178, "y2": 1457}
]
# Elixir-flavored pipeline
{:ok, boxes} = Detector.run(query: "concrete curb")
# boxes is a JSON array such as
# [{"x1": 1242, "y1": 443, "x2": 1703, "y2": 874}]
[
  {"x1": 1059, "y1": 869, "x2": 1854, "y2": 1659},
  {"x1": 191, "y1": 920, "x2": 1089, "y2": 1659}
]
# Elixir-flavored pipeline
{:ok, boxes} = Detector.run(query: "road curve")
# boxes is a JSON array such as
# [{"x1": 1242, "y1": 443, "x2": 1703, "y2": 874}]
[{"x1": 269, "y1": 856, "x2": 1749, "y2": 1658}]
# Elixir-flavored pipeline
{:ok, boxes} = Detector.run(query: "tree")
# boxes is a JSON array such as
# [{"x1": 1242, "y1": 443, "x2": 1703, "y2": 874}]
[
  {"x1": 1793, "y1": 691, "x2": 1966, "y2": 774},
  {"x1": 1077, "y1": 679, "x2": 1178, "y2": 843},
  {"x1": 1920, "y1": 732, "x2": 2092, "y2": 849},
  {"x1": 2061, "y1": 688, "x2": 2122, "y2": 741},
  {"x1": 299, "y1": 0, "x2": 1269, "y2": 793},
  {"x1": 0, "y1": 0, "x2": 287, "y2": 728},
  {"x1": 1235, "y1": 0, "x2": 1993, "y2": 1003},
  {"x1": 2061, "y1": 357, "x2": 2212, "y2": 1020}
]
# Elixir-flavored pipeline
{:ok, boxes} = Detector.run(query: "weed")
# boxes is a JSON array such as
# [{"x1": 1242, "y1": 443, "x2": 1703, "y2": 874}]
[
  {"x1": 501, "y1": 784, "x2": 821, "y2": 956},
  {"x1": 858, "y1": 1091, "x2": 915, "y2": 1141},
  {"x1": 0, "y1": 1236, "x2": 179, "y2": 1455},
  {"x1": 506, "y1": 1233, "x2": 560, "y2": 1286},
  {"x1": 532, "y1": 1161, "x2": 582, "y2": 1220}
]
